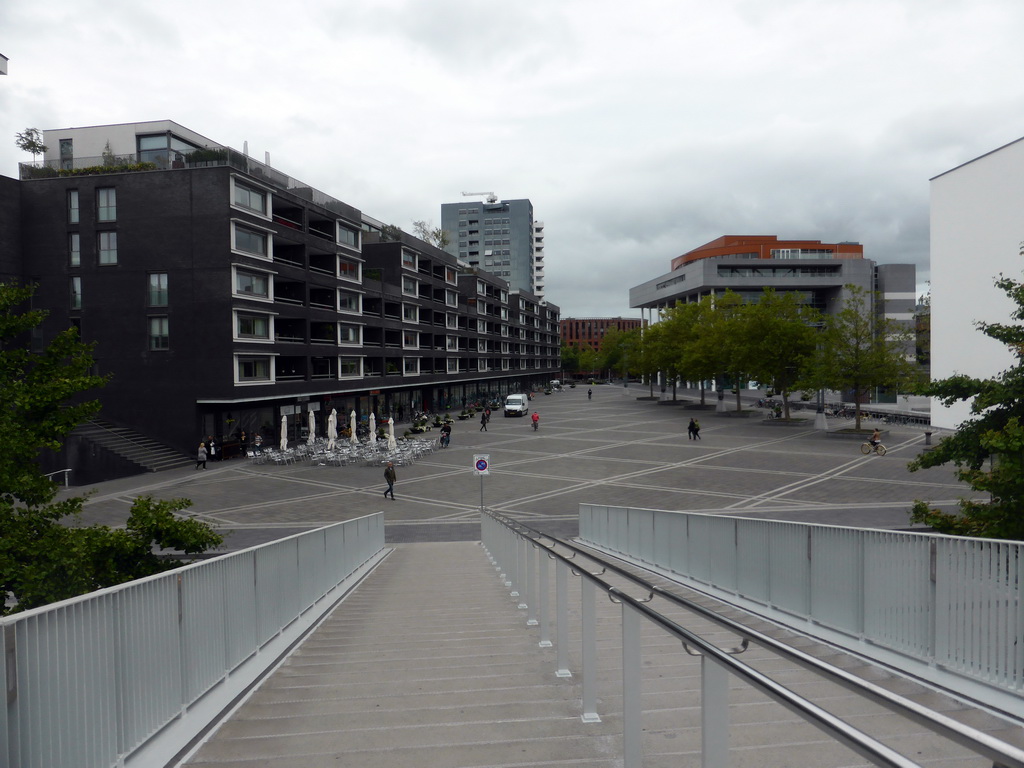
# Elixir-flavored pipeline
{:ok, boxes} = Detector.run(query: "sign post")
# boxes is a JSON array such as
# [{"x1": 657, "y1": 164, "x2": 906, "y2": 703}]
[{"x1": 474, "y1": 454, "x2": 490, "y2": 512}]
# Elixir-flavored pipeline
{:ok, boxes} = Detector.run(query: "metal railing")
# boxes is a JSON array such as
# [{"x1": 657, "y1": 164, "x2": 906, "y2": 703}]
[
  {"x1": 577, "y1": 504, "x2": 1023, "y2": 714},
  {"x1": 42, "y1": 468, "x2": 72, "y2": 486},
  {"x1": 482, "y1": 509, "x2": 1024, "y2": 768},
  {"x1": 0, "y1": 513, "x2": 386, "y2": 768}
]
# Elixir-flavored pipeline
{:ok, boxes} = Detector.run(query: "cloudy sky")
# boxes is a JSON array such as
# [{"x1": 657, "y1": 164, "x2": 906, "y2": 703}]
[{"x1": 2, "y1": 0, "x2": 1023, "y2": 317}]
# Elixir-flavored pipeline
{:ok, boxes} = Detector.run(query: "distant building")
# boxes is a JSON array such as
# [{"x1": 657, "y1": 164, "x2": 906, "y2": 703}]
[
  {"x1": 441, "y1": 197, "x2": 545, "y2": 300},
  {"x1": 930, "y1": 137, "x2": 1024, "y2": 430},
  {"x1": 561, "y1": 316, "x2": 643, "y2": 352}
]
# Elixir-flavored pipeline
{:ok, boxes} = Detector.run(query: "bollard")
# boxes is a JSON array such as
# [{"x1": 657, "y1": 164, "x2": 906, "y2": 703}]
[{"x1": 924, "y1": 431, "x2": 932, "y2": 445}]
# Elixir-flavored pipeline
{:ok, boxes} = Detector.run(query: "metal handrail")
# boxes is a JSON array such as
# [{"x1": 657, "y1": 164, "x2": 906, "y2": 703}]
[
  {"x1": 486, "y1": 510, "x2": 1024, "y2": 768},
  {"x1": 43, "y1": 468, "x2": 72, "y2": 486},
  {"x1": 81, "y1": 418, "x2": 161, "y2": 453}
]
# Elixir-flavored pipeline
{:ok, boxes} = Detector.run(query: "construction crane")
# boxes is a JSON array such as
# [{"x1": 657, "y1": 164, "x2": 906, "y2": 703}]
[{"x1": 462, "y1": 191, "x2": 498, "y2": 203}]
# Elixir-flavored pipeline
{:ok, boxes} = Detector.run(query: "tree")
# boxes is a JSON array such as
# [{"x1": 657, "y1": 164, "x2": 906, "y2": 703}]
[
  {"x1": 379, "y1": 223, "x2": 403, "y2": 242},
  {"x1": 805, "y1": 285, "x2": 918, "y2": 430},
  {"x1": 15, "y1": 127, "x2": 47, "y2": 163},
  {"x1": 690, "y1": 291, "x2": 749, "y2": 411},
  {"x1": 412, "y1": 220, "x2": 451, "y2": 249},
  {"x1": 0, "y1": 282, "x2": 223, "y2": 612},
  {"x1": 908, "y1": 273, "x2": 1024, "y2": 539},
  {"x1": 915, "y1": 287, "x2": 931, "y2": 367}
]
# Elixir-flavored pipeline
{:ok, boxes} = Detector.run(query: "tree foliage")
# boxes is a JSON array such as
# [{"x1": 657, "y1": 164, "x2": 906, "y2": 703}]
[
  {"x1": 908, "y1": 274, "x2": 1024, "y2": 540},
  {"x1": 0, "y1": 282, "x2": 223, "y2": 612},
  {"x1": 15, "y1": 127, "x2": 47, "y2": 160},
  {"x1": 412, "y1": 220, "x2": 451, "y2": 249}
]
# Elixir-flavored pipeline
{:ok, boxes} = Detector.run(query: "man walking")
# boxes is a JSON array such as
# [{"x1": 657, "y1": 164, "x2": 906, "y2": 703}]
[
  {"x1": 479, "y1": 410, "x2": 489, "y2": 431},
  {"x1": 383, "y1": 461, "x2": 397, "y2": 499}
]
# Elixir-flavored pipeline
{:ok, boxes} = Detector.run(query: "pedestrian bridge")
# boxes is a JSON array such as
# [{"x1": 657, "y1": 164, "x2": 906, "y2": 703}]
[{"x1": 3, "y1": 507, "x2": 1022, "y2": 768}]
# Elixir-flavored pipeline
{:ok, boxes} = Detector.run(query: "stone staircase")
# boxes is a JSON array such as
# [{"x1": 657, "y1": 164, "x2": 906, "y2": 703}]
[{"x1": 71, "y1": 418, "x2": 193, "y2": 473}]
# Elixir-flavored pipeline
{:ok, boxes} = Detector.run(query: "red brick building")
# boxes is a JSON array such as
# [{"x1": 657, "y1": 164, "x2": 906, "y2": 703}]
[{"x1": 560, "y1": 316, "x2": 643, "y2": 352}]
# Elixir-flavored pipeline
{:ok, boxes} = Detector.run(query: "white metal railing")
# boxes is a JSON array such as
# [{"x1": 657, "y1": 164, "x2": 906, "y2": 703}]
[
  {"x1": 482, "y1": 510, "x2": 1024, "y2": 768},
  {"x1": 0, "y1": 513, "x2": 386, "y2": 768},
  {"x1": 577, "y1": 504, "x2": 1023, "y2": 712}
]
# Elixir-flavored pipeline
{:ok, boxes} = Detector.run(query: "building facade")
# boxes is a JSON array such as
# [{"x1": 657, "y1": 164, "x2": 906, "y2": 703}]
[
  {"x1": 440, "y1": 197, "x2": 545, "y2": 300},
  {"x1": 8, "y1": 121, "x2": 560, "y2": 475},
  {"x1": 560, "y1": 317, "x2": 643, "y2": 352}
]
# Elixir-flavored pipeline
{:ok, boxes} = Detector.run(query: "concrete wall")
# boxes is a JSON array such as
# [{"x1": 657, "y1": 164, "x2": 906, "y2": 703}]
[{"x1": 929, "y1": 137, "x2": 1024, "y2": 430}]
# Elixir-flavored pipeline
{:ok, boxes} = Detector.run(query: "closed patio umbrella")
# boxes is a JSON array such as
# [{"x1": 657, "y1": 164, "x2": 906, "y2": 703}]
[
  {"x1": 307, "y1": 410, "x2": 316, "y2": 445},
  {"x1": 349, "y1": 410, "x2": 357, "y2": 445},
  {"x1": 387, "y1": 417, "x2": 397, "y2": 451},
  {"x1": 280, "y1": 415, "x2": 288, "y2": 451},
  {"x1": 369, "y1": 413, "x2": 377, "y2": 444},
  {"x1": 327, "y1": 409, "x2": 337, "y2": 450}
]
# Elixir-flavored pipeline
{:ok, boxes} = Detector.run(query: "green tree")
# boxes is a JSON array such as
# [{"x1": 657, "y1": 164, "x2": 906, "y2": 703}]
[
  {"x1": 908, "y1": 274, "x2": 1024, "y2": 539},
  {"x1": 561, "y1": 342, "x2": 582, "y2": 376},
  {"x1": 15, "y1": 127, "x2": 47, "y2": 163},
  {"x1": 915, "y1": 287, "x2": 931, "y2": 367},
  {"x1": 690, "y1": 291, "x2": 749, "y2": 411},
  {"x1": 412, "y1": 220, "x2": 451, "y2": 249},
  {"x1": 0, "y1": 282, "x2": 223, "y2": 613},
  {"x1": 806, "y1": 285, "x2": 918, "y2": 430}
]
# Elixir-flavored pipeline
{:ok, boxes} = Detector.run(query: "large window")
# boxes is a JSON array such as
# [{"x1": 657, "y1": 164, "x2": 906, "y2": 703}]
[
  {"x1": 233, "y1": 224, "x2": 269, "y2": 258},
  {"x1": 338, "y1": 290, "x2": 361, "y2": 313},
  {"x1": 148, "y1": 272, "x2": 168, "y2": 306},
  {"x1": 402, "y1": 276, "x2": 418, "y2": 296},
  {"x1": 236, "y1": 313, "x2": 270, "y2": 340},
  {"x1": 98, "y1": 232, "x2": 117, "y2": 265},
  {"x1": 69, "y1": 233, "x2": 80, "y2": 267},
  {"x1": 97, "y1": 188, "x2": 116, "y2": 221},
  {"x1": 337, "y1": 223, "x2": 360, "y2": 249},
  {"x1": 339, "y1": 357, "x2": 361, "y2": 378},
  {"x1": 339, "y1": 325, "x2": 360, "y2": 344},
  {"x1": 67, "y1": 190, "x2": 79, "y2": 223},
  {"x1": 403, "y1": 330, "x2": 419, "y2": 349},
  {"x1": 338, "y1": 258, "x2": 360, "y2": 282},
  {"x1": 402, "y1": 304, "x2": 419, "y2": 323},
  {"x1": 70, "y1": 277, "x2": 81, "y2": 309},
  {"x1": 236, "y1": 356, "x2": 272, "y2": 383},
  {"x1": 403, "y1": 358, "x2": 420, "y2": 376},
  {"x1": 402, "y1": 249, "x2": 417, "y2": 270},
  {"x1": 234, "y1": 269, "x2": 270, "y2": 298},
  {"x1": 232, "y1": 180, "x2": 267, "y2": 215},
  {"x1": 148, "y1": 316, "x2": 169, "y2": 350}
]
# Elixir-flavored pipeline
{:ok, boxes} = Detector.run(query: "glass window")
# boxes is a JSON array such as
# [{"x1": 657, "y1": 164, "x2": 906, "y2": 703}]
[
  {"x1": 339, "y1": 325, "x2": 360, "y2": 344},
  {"x1": 98, "y1": 232, "x2": 117, "y2": 265},
  {"x1": 403, "y1": 330, "x2": 419, "y2": 348},
  {"x1": 447, "y1": 358, "x2": 459, "y2": 373},
  {"x1": 233, "y1": 181, "x2": 267, "y2": 215},
  {"x1": 402, "y1": 276, "x2": 418, "y2": 296},
  {"x1": 69, "y1": 233, "x2": 80, "y2": 267},
  {"x1": 97, "y1": 188, "x2": 116, "y2": 221},
  {"x1": 237, "y1": 356, "x2": 271, "y2": 382},
  {"x1": 148, "y1": 273, "x2": 168, "y2": 306},
  {"x1": 237, "y1": 314, "x2": 270, "y2": 339},
  {"x1": 235, "y1": 269, "x2": 269, "y2": 298},
  {"x1": 402, "y1": 249, "x2": 417, "y2": 270},
  {"x1": 70, "y1": 276, "x2": 82, "y2": 309},
  {"x1": 68, "y1": 190, "x2": 79, "y2": 223},
  {"x1": 337, "y1": 223, "x2": 359, "y2": 248},
  {"x1": 402, "y1": 304, "x2": 419, "y2": 323},
  {"x1": 339, "y1": 358, "x2": 361, "y2": 377},
  {"x1": 233, "y1": 224, "x2": 268, "y2": 257},
  {"x1": 338, "y1": 258, "x2": 360, "y2": 281},
  {"x1": 338, "y1": 291, "x2": 360, "y2": 312},
  {"x1": 445, "y1": 266, "x2": 457, "y2": 284},
  {"x1": 403, "y1": 358, "x2": 419, "y2": 375},
  {"x1": 149, "y1": 316, "x2": 169, "y2": 350}
]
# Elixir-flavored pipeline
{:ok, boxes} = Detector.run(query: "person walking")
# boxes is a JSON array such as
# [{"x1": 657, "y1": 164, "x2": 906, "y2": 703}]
[
  {"x1": 439, "y1": 422, "x2": 452, "y2": 448},
  {"x1": 531, "y1": 411, "x2": 540, "y2": 431},
  {"x1": 588, "y1": 388, "x2": 592, "y2": 400},
  {"x1": 383, "y1": 461, "x2": 397, "y2": 499},
  {"x1": 692, "y1": 419, "x2": 701, "y2": 440},
  {"x1": 687, "y1": 418, "x2": 697, "y2": 440},
  {"x1": 195, "y1": 442, "x2": 208, "y2": 470},
  {"x1": 479, "y1": 410, "x2": 489, "y2": 431}
]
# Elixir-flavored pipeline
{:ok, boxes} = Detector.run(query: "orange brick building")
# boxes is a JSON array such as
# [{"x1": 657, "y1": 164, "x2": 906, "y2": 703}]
[{"x1": 670, "y1": 235, "x2": 863, "y2": 271}]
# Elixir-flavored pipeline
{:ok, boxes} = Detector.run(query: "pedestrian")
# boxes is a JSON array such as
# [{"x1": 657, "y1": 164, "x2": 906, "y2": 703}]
[
  {"x1": 240, "y1": 430, "x2": 248, "y2": 455},
  {"x1": 588, "y1": 388, "x2": 592, "y2": 400},
  {"x1": 195, "y1": 442, "x2": 207, "y2": 470},
  {"x1": 207, "y1": 436, "x2": 219, "y2": 462},
  {"x1": 479, "y1": 410, "x2": 489, "y2": 431},
  {"x1": 253, "y1": 433, "x2": 263, "y2": 453},
  {"x1": 687, "y1": 418, "x2": 697, "y2": 440},
  {"x1": 383, "y1": 461, "x2": 397, "y2": 499},
  {"x1": 440, "y1": 422, "x2": 452, "y2": 448},
  {"x1": 693, "y1": 419, "x2": 701, "y2": 439}
]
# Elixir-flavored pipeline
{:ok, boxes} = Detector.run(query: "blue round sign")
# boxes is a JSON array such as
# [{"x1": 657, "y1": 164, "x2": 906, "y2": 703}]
[{"x1": 475, "y1": 458, "x2": 489, "y2": 471}]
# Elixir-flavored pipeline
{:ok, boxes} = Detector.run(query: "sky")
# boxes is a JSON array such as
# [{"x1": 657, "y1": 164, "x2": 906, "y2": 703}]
[{"x1": 2, "y1": 0, "x2": 1024, "y2": 318}]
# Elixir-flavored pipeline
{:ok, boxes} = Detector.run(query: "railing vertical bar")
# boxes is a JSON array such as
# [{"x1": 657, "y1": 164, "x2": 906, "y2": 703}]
[
  {"x1": 581, "y1": 578, "x2": 601, "y2": 722},
  {"x1": 622, "y1": 602, "x2": 643, "y2": 768},
  {"x1": 555, "y1": 561, "x2": 571, "y2": 677},
  {"x1": 523, "y1": 541, "x2": 535, "y2": 617},
  {"x1": 701, "y1": 656, "x2": 730, "y2": 768},
  {"x1": 537, "y1": 550, "x2": 550, "y2": 642}
]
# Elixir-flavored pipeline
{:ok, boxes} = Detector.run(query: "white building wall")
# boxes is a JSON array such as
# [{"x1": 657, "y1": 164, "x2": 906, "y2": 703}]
[{"x1": 930, "y1": 136, "x2": 1024, "y2": 429}]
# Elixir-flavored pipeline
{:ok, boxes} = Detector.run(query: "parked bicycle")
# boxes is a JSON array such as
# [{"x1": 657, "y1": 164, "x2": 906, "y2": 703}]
[{"x1": 860, "y1": 442, "x2": 887, "y2": 456}]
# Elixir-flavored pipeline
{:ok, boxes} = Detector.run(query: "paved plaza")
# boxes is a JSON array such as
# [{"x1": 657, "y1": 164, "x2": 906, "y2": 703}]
[{"x1": 63, "y1": 386, "x2": 972, "y2": 551}]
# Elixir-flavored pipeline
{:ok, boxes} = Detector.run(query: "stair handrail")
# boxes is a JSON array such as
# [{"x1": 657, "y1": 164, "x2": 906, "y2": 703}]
[{"x1": 80, "y1": 418, "x2": 178, "y2": 456}]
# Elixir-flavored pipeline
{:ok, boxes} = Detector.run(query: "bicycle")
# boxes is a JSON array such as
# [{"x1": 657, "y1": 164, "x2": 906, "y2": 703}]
[{"x1": 860, "y1": 442, "x2": 887, "y2": 456}]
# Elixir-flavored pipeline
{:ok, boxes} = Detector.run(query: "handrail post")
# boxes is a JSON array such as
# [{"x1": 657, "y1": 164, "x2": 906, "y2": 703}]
[
  {"x1": 512, "y1": 536, "x2": 523, "y2": 601},
  {"x1": 622, "y1": 602, "x2": 643, "y2": 768},
  {"x1": 701, "y1": 656, "x2": 730, "y2": 768},
  {"x1": 581, "y1": 578, "x2": 601, "y2": 722},
  {"x1": 537, "y1": 550, "x2": 550, "y2": 643},
  {"x1": 524, "y1": 541, "x2": 535, "y2": 619},
  {"x1": 555, "y1": 560, "x2": 571, "y2": 675}
]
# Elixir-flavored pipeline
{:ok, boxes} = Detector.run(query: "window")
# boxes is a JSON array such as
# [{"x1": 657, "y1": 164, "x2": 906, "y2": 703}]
[
  {"x1": 339, "y1": 325, "x2": 360, "y2": 344},
  {"x1": 445, "y1": 266, "x2": 457, "y2": 284},
  {"x1": 148, "y1": 273, "x2": 168, "y2": 306},
  {"x1": 402, "y1": 304, "x2": 419, "y2": 323},
  {"x1": 402, "y1": 249, "x2": 417, "y2": 270},
  {"x1": 339, "y1": 357, "x2": 361, "y2": 378},
  {"x1": 446, "y1": 313, "x2": 458, "y2": 329},
  {"x1": 149, "y1": 316, "x2": 169, "y2": 350},
  {"x1": 446, "y1": 335, "x2": 458, "y2": 351},
  {"x1": 70, "y1": 276, "x2": 82, "y2": 309},
  {"x1": 338, "y1": 290, "x2": 360, "y2": 312},
  {"x1": 233, "y1": 224, "x2": 269, "y2": 257},
  {"x1": 69, "y1": 233, "x2": 80, "y2": 267},
  {"x1": 338, "y1": 258, "x2": 360, "y2": 281},
  {"x1": 403, "y1": 330, "x2": 419, "y2": 349},
  {"x1": 447, "y1": 358, "x2": 459, "y2": 374},
  {"x1": 234, "y1": 269, "x2": 270, "y2": 298},
  {"x1": 68, "y1": 190, "x2": 80, "y2": 223},
  {"x1": 233, "y1": 180, "x2": 267, "y2": 215},
  {"x1": 237, "y1": 313, "x2": 270, "y2": 339},
  {"x1": 445, "y1": 290, "x2": 458, "y2": 307},
  {"x1": 402, "y1": 276, "x2": 418, "y2": 296},
  {"x1": 97, "y1": 188, "x2": 116, "y2": 221},
  {"x1": 237, "y1": 356, "x2": 272, "y2": 382},
  {"x1": 98, "y1": 232, "x2": 117, "y2": 265},
  {"x1": 337, "y1": 223, "x2": 360, "y2": 248},
  {"x1": 403, "y1": 358, "x2": 420, "y2": 376}
]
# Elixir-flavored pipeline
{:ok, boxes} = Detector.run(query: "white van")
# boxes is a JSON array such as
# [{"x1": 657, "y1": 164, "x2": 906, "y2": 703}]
[{"x1": 504, "y1": 394, "x2": 529, "y2": 417}]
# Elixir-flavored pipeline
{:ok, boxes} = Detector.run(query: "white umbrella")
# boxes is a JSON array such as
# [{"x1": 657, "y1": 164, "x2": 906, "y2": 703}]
[
  {"x1": 387, "y1": 417, "x2": 397, "y2": 451},
  {"x1": 369, "y1": 413, "x2": 377, "y2": 444},
  {"x1": 327, "y1": 408, "x2": 337, "y2": 450},
  {"x1": 349, "y1": 410, "x2": 357, "y2": 445},
  {"x1": 307, "y1": 410, "x2": 316, "y2": 445},
  {"x1": 279, "y1": 415, "x2": 288, "y2": 451}
]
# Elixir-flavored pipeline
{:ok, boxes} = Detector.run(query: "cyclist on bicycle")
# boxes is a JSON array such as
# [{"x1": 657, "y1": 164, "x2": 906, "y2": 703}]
[
  {"x1": 439, "y1": 422, "x2": 452, "y2": 448},
  {"x1": 869, "y1": 428, "x2": 881, "y2": 448}
]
